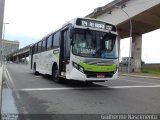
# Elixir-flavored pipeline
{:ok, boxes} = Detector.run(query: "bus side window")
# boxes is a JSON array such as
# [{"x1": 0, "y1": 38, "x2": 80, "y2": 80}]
[
  {"x1": 47, "y1": 35, "x2": 53, "y2": 50},
  {"x1": 38, "y1": 42, "x2": 42, "y2": 53},
  {"x1": 41, "y1": 41, "x2": 43, "y2": 52},
  {"x1": 41, "y1": 40, "x2": 44, "y2": 52},
  {"x1": 42, "y1": 39, "x2": 46, "y2": 51},
  {"x1": 35, "y1": 44, "x2": 38, "y2": 54},
  {"x1": 45, "y1": 38, "x2": 47, "y2": 51},
  {"x1": 53, "y1": 31, "x2": 60, "y2": 49},
  {"x1": 32, "y1": 45, "x2": 35, "y2": 54}
]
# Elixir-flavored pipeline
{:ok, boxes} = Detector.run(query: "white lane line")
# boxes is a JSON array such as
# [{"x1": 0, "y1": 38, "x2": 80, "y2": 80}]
[
  {"x1": 119, "y1": 79, "x2": 158, "y2": 85},
  {"x1": 18, "y1": 87, "x2": 107, "y2": 91},
  {"x1": 109, "y1": 85, "x2": 160, "y2": 89},
  {"x1": 18, "y1": 85, "x2": 160, "y2": 91}
]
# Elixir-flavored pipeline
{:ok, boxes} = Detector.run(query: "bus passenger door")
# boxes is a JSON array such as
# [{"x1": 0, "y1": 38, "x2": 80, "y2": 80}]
[{"x1": 59, "y1": 28, "x2": 70, "y2": 76}]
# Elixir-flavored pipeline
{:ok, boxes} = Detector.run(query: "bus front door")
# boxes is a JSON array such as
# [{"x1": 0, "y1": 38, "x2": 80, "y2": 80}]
[{"x1": 59, "y1": 28, "x2": 70, "y2": 76}]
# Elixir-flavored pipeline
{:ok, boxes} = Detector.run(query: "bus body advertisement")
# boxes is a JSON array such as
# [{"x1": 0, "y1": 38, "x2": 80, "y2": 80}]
[{"x1": 29, "y1": 18, "x2": 118, "y2": 83}]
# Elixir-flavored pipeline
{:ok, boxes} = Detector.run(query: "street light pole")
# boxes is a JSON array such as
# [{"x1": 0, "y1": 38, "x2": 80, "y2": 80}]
[{"x1": 115, "y1": 6, "x2": 132, "y2": 73}]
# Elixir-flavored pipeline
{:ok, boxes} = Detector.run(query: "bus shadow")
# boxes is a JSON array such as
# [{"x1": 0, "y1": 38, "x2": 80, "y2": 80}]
[
  {"x1": 43, "y1": 74, "x2": 109, "y2": 88},
  {"x1": 28, "y1": 72, "x2": 111, "y2": 89}
]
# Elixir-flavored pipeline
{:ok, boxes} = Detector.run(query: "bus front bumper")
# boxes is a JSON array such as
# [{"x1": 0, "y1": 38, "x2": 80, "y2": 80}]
[{"x1": 68, "y1": 68, "x2": 118, "y2": 82}]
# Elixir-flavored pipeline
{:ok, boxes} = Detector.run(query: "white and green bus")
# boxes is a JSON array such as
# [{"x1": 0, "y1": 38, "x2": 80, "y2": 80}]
[{"x1": 29, "y1": 18, "x2": 118, "y2": 83}]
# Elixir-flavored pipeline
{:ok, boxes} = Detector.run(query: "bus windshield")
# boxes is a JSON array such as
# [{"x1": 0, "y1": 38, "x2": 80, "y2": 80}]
[{"x1": 72, "y1": 28, "x2": 117, "y2": 59}]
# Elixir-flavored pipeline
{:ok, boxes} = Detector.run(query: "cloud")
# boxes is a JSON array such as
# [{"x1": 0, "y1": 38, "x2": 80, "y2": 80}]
[{"x1": 4, "y1": 0, "x2": 109, "y2": 39}]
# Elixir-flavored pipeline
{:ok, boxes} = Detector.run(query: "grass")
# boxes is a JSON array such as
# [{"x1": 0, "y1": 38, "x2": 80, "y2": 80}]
[{"x1": 142, "y1": 69, "x2": 160, "y2": 75}]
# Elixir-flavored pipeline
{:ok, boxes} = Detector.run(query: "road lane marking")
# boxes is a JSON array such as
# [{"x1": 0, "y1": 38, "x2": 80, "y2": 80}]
[
  {"x1": 108, "y1": 85, "x2": 160, "y2": 89},
  {"x1": 18, "y1": 85, "x2": 160, "y2": 91},
  {"x1": 18, "y1": 87, "x2": 108, "y2": 91}
]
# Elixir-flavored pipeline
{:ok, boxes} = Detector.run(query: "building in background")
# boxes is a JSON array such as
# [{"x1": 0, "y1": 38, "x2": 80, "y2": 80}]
[{"x1": 0, "y1": 40, "x2": 19, "y2": 58}]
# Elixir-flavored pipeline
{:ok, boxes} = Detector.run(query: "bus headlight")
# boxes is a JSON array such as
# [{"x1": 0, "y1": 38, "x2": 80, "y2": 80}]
[
  {"x1": 79, "y1": 66, "x2": 84, "y2": 73},
  {"x1": 72, "y1": 62, "x2": 78, "y2": 69},
  {"x1": 114, "y1": 66, "x2": 118, "y2": 73},
  {"x1": 72, "y1": 62, "x2": 84, "y2": 73}
]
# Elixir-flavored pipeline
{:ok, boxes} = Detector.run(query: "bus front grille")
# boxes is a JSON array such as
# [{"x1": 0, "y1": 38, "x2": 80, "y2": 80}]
[{"x1": 84, "y1": 71, "x2": 114, "y2": 78}]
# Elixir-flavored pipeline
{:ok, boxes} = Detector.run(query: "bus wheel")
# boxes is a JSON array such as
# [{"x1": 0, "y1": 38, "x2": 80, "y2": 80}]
[
  {"x1": 52, "y1": 66, "x2": 60, "y2": 83},
  {"x1": 33, "y1": 64, "x2": 39, "y2": 75}
]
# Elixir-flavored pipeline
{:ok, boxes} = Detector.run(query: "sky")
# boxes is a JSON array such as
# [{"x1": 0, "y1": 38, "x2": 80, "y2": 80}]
[{"x1": 3, "y1": 0, "x2": 160, "y2": 63}]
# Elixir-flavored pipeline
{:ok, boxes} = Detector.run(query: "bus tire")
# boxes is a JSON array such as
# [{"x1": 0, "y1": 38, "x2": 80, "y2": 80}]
[
  {"x1": 33, "y1": 63, "x2": 39, "y2": 75},
  {"x1": 52, "y1": 65, "x2": 60, "y2": 83}
]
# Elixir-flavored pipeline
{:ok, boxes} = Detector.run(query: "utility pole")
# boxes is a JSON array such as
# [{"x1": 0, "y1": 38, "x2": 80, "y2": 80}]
[
  {"x1": 115, "y1": 5, "x2": 132, "y2": 73},
  {"x1": 0, "y1": 0, "x2": 5, "y2": 66}
]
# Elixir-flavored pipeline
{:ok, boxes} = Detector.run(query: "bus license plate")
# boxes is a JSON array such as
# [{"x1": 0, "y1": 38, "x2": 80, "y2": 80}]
[{"x1": 97, "y1": 74, "x2": 105, "y2": 78}]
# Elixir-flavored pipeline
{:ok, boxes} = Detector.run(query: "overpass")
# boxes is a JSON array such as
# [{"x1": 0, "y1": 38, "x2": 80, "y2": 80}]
[
  {"x1": 86, "y1": 0, "x2": 160, "y2": 72},
  {"x1": 7, "y1": 45, "x2": 30, "y2": 62}
]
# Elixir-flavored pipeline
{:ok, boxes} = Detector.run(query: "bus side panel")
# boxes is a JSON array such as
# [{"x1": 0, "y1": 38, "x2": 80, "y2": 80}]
[{"x1": 40, "y1": 50, "x2": 56, "y2": 75}]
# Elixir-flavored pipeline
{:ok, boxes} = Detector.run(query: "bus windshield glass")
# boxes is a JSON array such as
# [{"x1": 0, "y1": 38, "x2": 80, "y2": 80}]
[{"x1": 72, "y1": 28, "x2": 117, "y2": 59}]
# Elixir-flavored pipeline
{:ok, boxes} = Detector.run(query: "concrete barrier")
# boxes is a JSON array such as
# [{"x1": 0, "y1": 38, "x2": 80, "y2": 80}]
[{"x1": 0, "y1": 65, "x2": 3, "y2": 113}]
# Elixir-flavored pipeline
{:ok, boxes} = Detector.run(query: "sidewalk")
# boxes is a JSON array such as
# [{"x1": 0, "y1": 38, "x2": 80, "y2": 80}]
[
  {"x1": 0, "y1": 66, "x2": 18, "y2": 114},
  {"x1": 120, "y1": 72, "x2": 160, "y2": 80},
  {"x1": 1, "y1": 83, "x2": 18, "y2": 114},
  {"x1": 0, "y1": 66, "x2": 3, "y2": 113}
]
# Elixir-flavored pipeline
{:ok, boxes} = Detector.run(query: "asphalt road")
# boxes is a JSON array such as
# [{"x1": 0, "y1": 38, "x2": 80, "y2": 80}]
[{"x1": 3, "y1": 63, "x2": 160, "y2": 118}]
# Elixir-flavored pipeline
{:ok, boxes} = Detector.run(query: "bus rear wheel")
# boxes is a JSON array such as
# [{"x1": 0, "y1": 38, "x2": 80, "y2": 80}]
[{"x1": 52, "y1": 66, "x2": 60, "y2": 83}]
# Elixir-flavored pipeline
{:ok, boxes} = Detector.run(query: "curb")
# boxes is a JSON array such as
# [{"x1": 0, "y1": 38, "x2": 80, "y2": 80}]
[
  {"x1": 0, "y1": 65, "x2": 4, "y2": 113},
  {"x1": 120, "y1": 74, "x2": 160, "y2": 80}
]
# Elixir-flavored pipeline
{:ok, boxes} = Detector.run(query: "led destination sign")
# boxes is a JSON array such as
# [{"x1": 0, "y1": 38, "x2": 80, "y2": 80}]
[
  {"x1": 76, "y1": 18, "x2": 116, "y2": 32},
  {"x1": 81, "y1": 20, "x2": 105, "y2": 29}
]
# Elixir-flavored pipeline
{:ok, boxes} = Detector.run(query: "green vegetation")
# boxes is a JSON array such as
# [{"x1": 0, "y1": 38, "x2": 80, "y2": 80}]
[{"x1": 142, "y1": 69, "x2": 160, "y2": 75}]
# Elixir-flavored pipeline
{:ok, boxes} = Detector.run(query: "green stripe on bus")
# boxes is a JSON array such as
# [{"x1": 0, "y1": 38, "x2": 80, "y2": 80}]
[{"x1": 79, "y1": 62, "x2": 117, "y2": 72}]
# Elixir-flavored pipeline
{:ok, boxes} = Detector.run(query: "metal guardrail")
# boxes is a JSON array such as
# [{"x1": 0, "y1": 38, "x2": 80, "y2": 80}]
[{"x1": 0, "y1": 65, "x2": 3, "y2": 113}]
